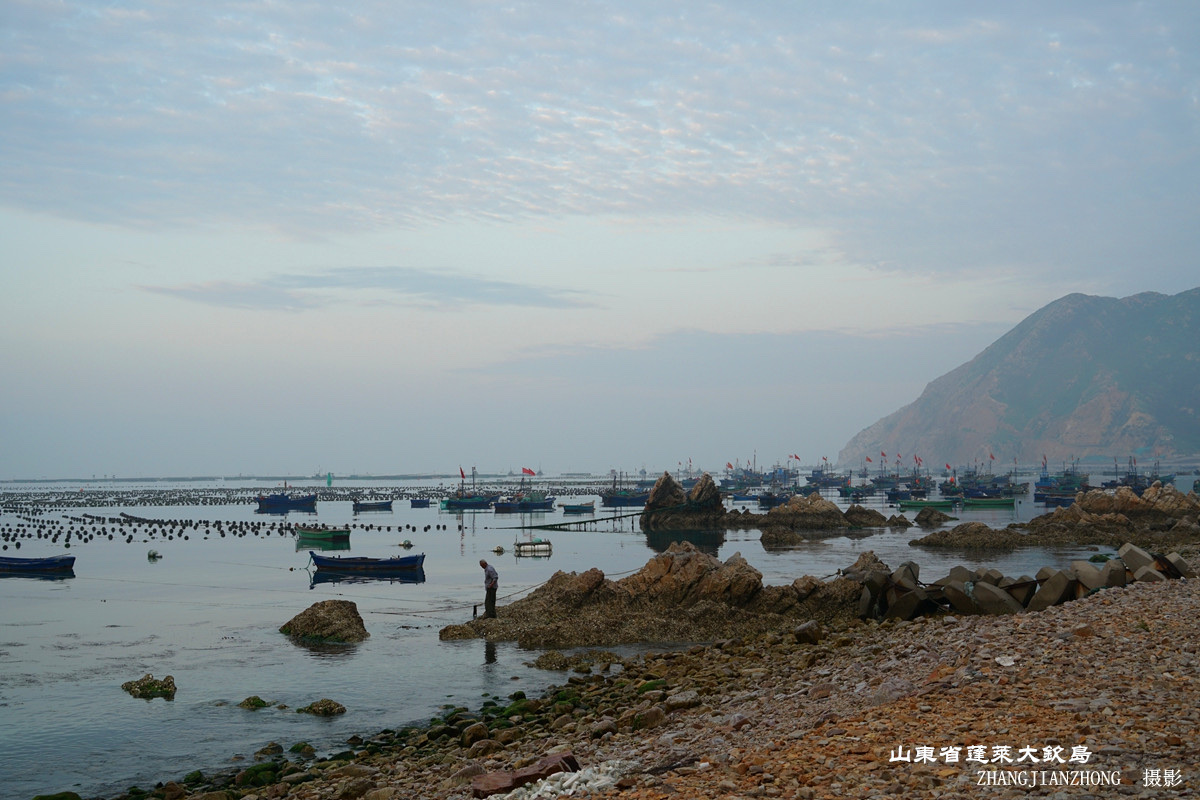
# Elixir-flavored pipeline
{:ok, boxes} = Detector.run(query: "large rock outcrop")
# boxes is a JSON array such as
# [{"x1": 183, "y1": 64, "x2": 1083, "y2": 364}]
[
  {"x1": 280, "y1": 600, "x2": 369, "y2": 643},
  {"x1": 641, "y1": 472, "x2": 728, "y2": 530},
  {"x1": 439, "y1": 541, "x2": 867, "y2": 648}
]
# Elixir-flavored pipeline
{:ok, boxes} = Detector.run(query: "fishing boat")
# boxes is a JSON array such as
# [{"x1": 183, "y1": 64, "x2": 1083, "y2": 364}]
[
  {"x1": 255, "y1": 491, "x2": 318, "y2": 513},
  {"x1": 962, "y1": 496, "x2": 1015, "y2": 508},
  {"x1": 599, "y1": 473, "x2": 650, "y2": 507},
  {"x1": 442, "y1": 492, "x2": 497, "y2": 511},
  {"x1": 294, "y1": 524, "x2": 350, "y2": 541},
  {"x1": 493, "y1": 497, "x2": 521, "y2": 513},
  {"x1": 441, "y1": 466, "x2": 499, "y2": 510},
  {"x1": 309, "y1": 551, "x2": 426, "y2": 572},
  {"x1": 409, "y1": 497, "x2": 431, "y2": 508},
  {"x1": 0, "y1": 554, "x2": 76, "y2": 574},
  {"x1": 897, "y1": 498, "x2": 956, "y2": 510},
  {"x1": 560, "y1": 501, "x2": 595, "y2": 514},
  {"x1": 352, "y1": 499, "x2": 393, "y2": 512}
]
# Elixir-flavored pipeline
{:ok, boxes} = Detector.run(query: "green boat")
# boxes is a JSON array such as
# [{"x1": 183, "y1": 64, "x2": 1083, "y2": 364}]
[
  {"x1": 962, "y1": 496, "x2": 1015, "y2": 508},
  {"x1": 294, "y1": 524, "x2": 351, "y2": 541},
  {"x1": 897, "y1": 498, "x2": 956, "y2": 510}
]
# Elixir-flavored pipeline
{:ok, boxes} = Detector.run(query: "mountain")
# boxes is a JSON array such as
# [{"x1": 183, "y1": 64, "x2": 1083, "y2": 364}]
[{"x1": 837, "y1": 288, "x2": 1200, "y2": 467}]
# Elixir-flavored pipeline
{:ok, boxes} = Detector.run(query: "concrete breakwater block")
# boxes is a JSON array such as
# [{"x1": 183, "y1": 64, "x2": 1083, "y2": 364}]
[{"x1": 852, "y1": 543, "x2": 1191, "y2": 623}]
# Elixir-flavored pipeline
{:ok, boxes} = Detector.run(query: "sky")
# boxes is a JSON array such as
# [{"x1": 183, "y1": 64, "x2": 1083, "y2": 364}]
[{"x1": 2, "y1": 1, "x2": 1198, "y2": 480}]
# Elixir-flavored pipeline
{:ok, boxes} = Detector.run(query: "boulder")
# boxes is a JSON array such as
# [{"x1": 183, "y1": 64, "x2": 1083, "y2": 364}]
[
  {"x1": 686, "y1": 473, "x2": 724, "y2": 509},
  {"x1": 644, "y1": 472, "x2": 686, "y2": 510},
  {"x1": 765, "y1": 493, "x2": 849, "y2": 529},
  {"x1": 844, "y1": 504, "x2": 889, "y2": 527},
  {"x1": 914, "y1": 507, "x2": 954, "y2": 527},
  {"x1": 121, "y1": 673, "x2": 176, "y2": 700},
  {"x1": 280, "y1": 599, "x2": 369, "y2": 643},
  {"x1": 641, "y1": 472, "x2": 726, "y2": 529}
]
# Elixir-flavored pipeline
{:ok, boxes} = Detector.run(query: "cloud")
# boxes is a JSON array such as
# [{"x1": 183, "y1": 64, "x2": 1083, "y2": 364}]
[
  {"x1": 2, "y1": 1, "x2": 1198, "y2": 289},
  {"x1": 142, "y1": 266, "x2": 595, "y2": 310}
]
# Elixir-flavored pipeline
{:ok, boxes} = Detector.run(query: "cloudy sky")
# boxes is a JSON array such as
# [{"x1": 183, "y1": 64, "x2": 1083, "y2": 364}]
[{"x1": 2, "y1": 1, "x2": 1197, "y2": 480}]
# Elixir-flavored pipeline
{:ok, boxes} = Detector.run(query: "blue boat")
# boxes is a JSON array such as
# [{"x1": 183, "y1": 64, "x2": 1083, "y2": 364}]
[
  {"x1": 309, "y1": 551, "x2": 426, "y2": 572},
  {"x1": 256, "y1": 492, "x2": 317, "y2": 513},
  {"x1": 0, "y1": 554, "x2": 76, "y2": 574},
  {"x1": 409, "y1": 498, "x2": 431, "y2": 508},
  {"x1": 560, "y1": 501, "x2": 595, "y2": 514},
  {"x1": 352, "y1": 499, "x2": 393, "y2": 512}
]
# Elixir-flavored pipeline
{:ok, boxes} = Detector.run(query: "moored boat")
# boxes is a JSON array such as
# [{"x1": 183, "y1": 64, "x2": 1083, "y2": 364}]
[
  {"x1": 0, "y1": 554, "x2": 76, "y2": 574},
  {"x1": 294, "y1": 524, "x2": 350, "y2": 541},
  {"x1": 352, "y1": 499, "x2": 393, "y2": 512},
  {"x1": 309, "y1": 551, "x2": 425, "y2": 572},
  {"x1": 256, "y1": 491, "x2": 318, "y2": 513},
  {"x1": 560, "y1": 501, "x2": 595, "y2": 514},
  {"x1": 962, "y1": 496, "x2": 1016, "y2": 508},
  {"x1": 897, "y1": 498, "x2": 956, "y2": 510},
  {"x1": 409, "y1": 497, "x2": 431, "y2": 508}
]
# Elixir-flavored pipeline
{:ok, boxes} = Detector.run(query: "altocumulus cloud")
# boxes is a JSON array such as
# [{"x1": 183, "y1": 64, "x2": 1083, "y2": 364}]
[{"x1": 142, "y1": 267, "x2": 594, "y2": 311}]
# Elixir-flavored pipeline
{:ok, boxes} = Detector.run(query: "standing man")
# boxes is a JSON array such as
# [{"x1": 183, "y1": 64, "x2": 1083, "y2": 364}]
[{"x1": 480, "y1": 559, "x2": 498, "y2": 618}]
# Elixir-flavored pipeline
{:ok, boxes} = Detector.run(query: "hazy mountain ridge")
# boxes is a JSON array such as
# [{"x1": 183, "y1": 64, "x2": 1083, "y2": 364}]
[{"x1": 837, "y1": 288, "x2": 1200, "y2": 467}]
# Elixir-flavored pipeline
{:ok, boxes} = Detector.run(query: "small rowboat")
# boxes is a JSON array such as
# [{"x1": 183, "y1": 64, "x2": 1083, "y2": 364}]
[
  {"x1": 295, "y1": 524, "x2": 350, "y2": 541},
  {"x1": 352, "y1": 499, "x2": 393, "y2": 512},
  {"x1": 897, "y1": 499, "x2": 956, "y2": 510},
  {"x1": 560, "y1": 501, "x2": 595, "y2": 514},
  {"x1": 0, "y1": 554, "x2": 76, "y2": 574},
  {"x1": 409, "y1": 497, "x2": 431, "y2": 508},
  {"x1": 309, "y1": 551, "x2": 426, "y2": 572},
  {"x1": 256, "y1": 492, "x2": 317, "y2": 513}
]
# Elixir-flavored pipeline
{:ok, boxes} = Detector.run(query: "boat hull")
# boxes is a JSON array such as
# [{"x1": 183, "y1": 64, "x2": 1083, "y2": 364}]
[
  {"x1": 352, "y1": 500, "x2": 393, "y2": 512},
  {"x1": 309, "y1": 551, "x2": 426, "y2": 571},
  {"x1": 0, "y1": 554, "x2": 76, "y2": 573},
  {"x1": 256, "y1": 493, "x2": 318, "y2": 513}
]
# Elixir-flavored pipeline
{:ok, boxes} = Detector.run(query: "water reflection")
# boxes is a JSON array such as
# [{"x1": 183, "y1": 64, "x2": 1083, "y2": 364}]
[
  {"x1": 484, "y1": 640, "x2": 497, "y2": 665},
  {"x1": 287, "y1": 638, "x2": 362, "y2": 659},
  {"x1": 295, "y1": 539, "x2": 352, "y2": 553},
  {"x1": 643, "y1": 529, "x2": 725, "y2": 556},
  {"x1": 0, "y1": 570, "x2": 75, "y2": 581},
  {"x1": 307, "y1": 567, "x2": 426, "y2": 588}
]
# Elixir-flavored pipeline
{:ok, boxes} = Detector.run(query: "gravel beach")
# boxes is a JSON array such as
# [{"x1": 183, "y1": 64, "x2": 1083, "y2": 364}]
[{"x1": 129, "y1": 568, "x2": 1198, "y2": 800}]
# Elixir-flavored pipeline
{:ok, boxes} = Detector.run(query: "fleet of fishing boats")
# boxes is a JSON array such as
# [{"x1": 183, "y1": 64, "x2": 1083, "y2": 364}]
[{"x1": 12, "y1": 457, "x2": 1182, "y2": 583}]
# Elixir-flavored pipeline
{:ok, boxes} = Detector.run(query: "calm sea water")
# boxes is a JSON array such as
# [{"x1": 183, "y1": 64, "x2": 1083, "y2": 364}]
[{"x1": 0, "y1": 478, "x2": 1107, "y2": 799}]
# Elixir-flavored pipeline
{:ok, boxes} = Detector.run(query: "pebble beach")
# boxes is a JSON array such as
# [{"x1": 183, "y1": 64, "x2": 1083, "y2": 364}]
[{"x1": 130, "y1": 566, "x2": 1198, "y2": 800}]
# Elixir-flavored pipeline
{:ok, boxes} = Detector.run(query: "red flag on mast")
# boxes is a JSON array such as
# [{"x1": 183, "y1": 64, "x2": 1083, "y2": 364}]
[
  {"x1": 459, "y1": 466, "x2": 466, "y2": 479},
  {"x1": 522, "y1": 467, "x2": 536, "y2": 476},
  {"x1": 881, "y1": 451, "x2": 886, "y2": 458},
  {"x1": 865, "y1": 456, "x2": 872, "y2": 463}
]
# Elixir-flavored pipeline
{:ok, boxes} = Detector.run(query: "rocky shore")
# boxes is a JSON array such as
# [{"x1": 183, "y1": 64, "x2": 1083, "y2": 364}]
[
  {"x1": 69, "y1": 573, "x2": 1199, "y2": 800},
  {"x1": 40, "y1": 480, "x2": 1200, "y2": 800}
]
